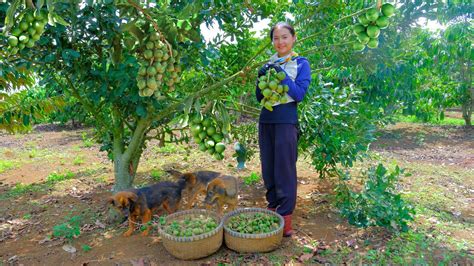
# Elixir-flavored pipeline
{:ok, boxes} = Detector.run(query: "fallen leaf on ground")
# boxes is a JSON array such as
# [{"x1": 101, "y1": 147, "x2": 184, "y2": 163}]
[{"x1": 62, "y1": 244, "x2": 77, "y2": 253}]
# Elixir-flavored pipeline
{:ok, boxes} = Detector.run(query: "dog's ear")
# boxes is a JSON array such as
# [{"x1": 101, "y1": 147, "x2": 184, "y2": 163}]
[
  {"x1": 183, "y1": 173, "x2": 197, "y2": 186},
  {"x1": 128, "y1": 193, "x2": 138, "y2": 203},
  {"x1": 166, "y1": 169, "x2": 183, "y2": 178}
]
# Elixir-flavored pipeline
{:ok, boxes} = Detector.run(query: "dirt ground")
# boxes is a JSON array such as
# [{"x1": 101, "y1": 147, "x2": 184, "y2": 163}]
[{"x1": 0, "y1": 122, "x2": 473, "y2": 265}]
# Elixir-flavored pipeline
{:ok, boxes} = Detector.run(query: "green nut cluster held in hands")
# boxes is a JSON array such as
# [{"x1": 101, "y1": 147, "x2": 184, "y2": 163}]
[
  {"x1": 189, "y1": 114, "x2": 226, "y2": 160},
  {"x1": 164, "y1": 215, "x2": 218, "y2": 237},
  {"x1": 258, "y1": 69, "x2": 288, "y2": 111},
  {"x1": 136, "y1": 31, "x2": 181, "y2": 98},
  {"x1": 227, "y1": 212, "x2": 280, "y2": 234},
  {"x1": 353, "y1": 3, "x2": 395, "y2": 51},
  {"x1": 6, "y1": 9, "x2": 48, "y2": 55}
]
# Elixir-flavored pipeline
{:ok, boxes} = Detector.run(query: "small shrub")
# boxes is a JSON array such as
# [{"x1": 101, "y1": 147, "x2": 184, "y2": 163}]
[
  {"x1": 52, "y1": 215, "x2": 82, "y2": 242},
  {"x1": 150, "y1": 169, "x2": 163, "y2": 181},
  {"x1": 0, "y1": 160, "x2": 15, "y2": 173},
  {"x1": 46, "y1": 171, "x2": 75, "y2": 183},
  {"x1": 243, "y1": 172, "x2": 261, "y2": 186},
  {"x1": 335, "y1": 163, "x2": 415, "y2": 232}
]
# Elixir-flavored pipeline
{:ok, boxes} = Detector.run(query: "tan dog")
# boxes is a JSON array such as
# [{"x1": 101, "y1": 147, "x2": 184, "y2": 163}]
[
  {"x1": 204, "y1": 175, "x2": 238, "y2": 215},
  {"x1": 108, "y1": 180, "x2": 185, "y2": 236},
  {"x1": 166, "y1": 170, "x2": 221, "y2": 208}
]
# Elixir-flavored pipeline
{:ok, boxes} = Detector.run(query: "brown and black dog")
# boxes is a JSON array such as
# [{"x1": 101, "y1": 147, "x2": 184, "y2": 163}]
[
  {"x1": 108, "y1": 179, "x2": 186, "y2": 236},
  {"x1": 204, "y1": 175, "x2": 239, "y2": 215},
  {"x1": 166, "y1": 170, "x2": 221, "y2": 209}
]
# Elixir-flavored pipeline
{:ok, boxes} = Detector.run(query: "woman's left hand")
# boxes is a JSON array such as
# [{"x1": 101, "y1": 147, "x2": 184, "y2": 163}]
[{"x1": 269, "y1": 64, "x2": 284, "y2": 73}]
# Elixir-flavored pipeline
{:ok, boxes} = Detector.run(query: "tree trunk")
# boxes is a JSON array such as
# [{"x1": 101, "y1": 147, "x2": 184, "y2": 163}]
[
  {"x1": 462, "y1": 88, "x2": 473, "y2": 126},
  {"x1": 113, "y1": 153, "x2": 134, "y2": 191},
  {"x1": 111, "y1": 116, "x2": 149, "y2": 192},
  {"x1": 461, "y1": 52, "x2": 472, "y2": 127}
]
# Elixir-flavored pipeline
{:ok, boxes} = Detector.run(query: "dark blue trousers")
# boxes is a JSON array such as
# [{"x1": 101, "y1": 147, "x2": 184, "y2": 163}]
[{"x1": 258, "y1": 123, "x2": 298, "y2": 216}]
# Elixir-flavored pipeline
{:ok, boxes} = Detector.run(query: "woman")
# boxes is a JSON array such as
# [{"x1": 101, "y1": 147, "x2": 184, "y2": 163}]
[{"x1": 256, "y1": 22, "x2": 311, "y2": 237}]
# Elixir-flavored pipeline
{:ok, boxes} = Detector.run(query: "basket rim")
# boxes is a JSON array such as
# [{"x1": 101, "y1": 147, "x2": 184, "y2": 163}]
[
  {"x1": 222, "y1": 207, "x2": 284, "y2": 239},
  {"x1": 158, "y1": 209, "x2": 223, "y2": 242}
]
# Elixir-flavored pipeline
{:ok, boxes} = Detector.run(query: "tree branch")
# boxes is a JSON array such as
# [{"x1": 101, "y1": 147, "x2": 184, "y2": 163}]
[
  {"x1": 299, "y1": 7, "x2": 372, "y2": 44},
  {"x1": 123, "y1": 117, "x2": 149, "y2": 163},
  {"x1": 61, "y1": 75, "x2": 110, "y2": 131},
  {"x1": 152, "y1": 70, "x2": 244, "y2": 123}
]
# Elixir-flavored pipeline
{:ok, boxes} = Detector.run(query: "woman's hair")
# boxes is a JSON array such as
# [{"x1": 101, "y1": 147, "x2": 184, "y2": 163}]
[{"x1": 270, "y1": 22, "x2": 296, "y2": 40}]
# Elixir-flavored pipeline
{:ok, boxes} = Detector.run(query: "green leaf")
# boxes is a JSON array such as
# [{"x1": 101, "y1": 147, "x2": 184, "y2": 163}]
[
  {"x1": 4, "y1": 0, "x2": 22, "y2": 31},
  {"x1": 53, "y1": 13, "x2": 70, "y2": 26},
  {"x1": 48, "y1": 12, "x2": 56, "y2": 26},
  {"x1": 177, "y1": 19, "x2": 185, "y2": 29},
  {"x1": 37, "y1": 0, "x2": 45, "y2": 9},
  {"x1": 22, "y1": 114, "x2": 30, "y2": 126}
]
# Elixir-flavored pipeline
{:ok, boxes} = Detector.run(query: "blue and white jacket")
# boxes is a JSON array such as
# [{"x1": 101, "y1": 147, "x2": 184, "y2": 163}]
[{"x1": 256, "y1": 53, "x2": 311, "y2": 124}]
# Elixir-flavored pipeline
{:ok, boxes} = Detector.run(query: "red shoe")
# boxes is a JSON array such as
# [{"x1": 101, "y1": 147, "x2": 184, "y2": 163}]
[{"x1": 283, "y1": 215, "x2": 293, "y2": 237}]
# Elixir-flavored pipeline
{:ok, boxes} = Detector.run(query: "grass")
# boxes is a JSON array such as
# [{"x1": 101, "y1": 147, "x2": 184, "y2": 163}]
[
  {"x1": 1, "y1": 183, "x2": 42, "y2": 199},
  {"x1": 0, "y1": 160, "x2": 15, "y2": 173},
  {"x1": 81, "y1": 132, "x2": 94, "y2": 148},
  {"x1": 153, "y1": 143, "x2": 187, "y2": 154},
  {"x1": 94, "y1": 175, "x2": 109, "y2": 184},
  {"x1": 150, "y1": 169, "x2": 164, "y2": 181},
  {"x1": 243, "y1": 172, "x2": 261, "y2": 186},
  {"x1": 0, "y1": 170, "x2": 76, "y2": 200},
  {"x1": 46, "y1": 171, "x2": 75, "y2": 183},
  {"x1": 73, "y1": 155, "x2": 85, "y2": 165},
  {"x1": 395, "y1": 115, "x2": 466, "y2": 126}
]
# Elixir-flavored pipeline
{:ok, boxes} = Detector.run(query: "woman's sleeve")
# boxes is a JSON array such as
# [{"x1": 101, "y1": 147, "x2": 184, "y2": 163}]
[{"x1": 281, "y1": 59, "x2": 311, "y2": 102}]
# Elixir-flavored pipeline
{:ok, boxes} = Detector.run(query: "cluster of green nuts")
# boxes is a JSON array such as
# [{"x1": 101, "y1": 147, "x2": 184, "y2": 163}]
[
  {"x1": 163, "y1": 215, "x2": 218, "y2": 237},
  {"x1": 136, "y1": 31, "x2": 181, "y2": 98},
  {"x1": 6, "y1": 9, "x2": 48, "y2": 55},
  {"x1": 257, "y1": 69, "x2": 288, "y2": 111},
  {"x1": 353, "y1": 3, "x2": 396, "y2": 51},
  {"x1": 189, "y1": 114, "x2": 226, "y2": 160},
  {"x1": 226, "y1": 213, "x2": 280, "y2": 234}
]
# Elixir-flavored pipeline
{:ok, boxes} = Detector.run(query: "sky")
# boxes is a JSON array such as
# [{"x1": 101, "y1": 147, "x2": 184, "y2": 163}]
[{"x1": 200, "y1": 18, "x2": 271, "y2": 44}]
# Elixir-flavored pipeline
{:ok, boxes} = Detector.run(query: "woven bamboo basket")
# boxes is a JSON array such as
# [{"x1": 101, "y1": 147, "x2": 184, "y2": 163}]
[
  {"x1": 158, "y1": 209, "x2": 223, "y2": 260},
  {"x1": 223, "y1": 208, "x2": 284, "y2": 253}
]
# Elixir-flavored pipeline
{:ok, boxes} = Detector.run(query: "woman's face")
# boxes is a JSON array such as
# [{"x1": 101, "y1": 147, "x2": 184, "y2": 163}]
[{"x1": 272, "y1": 26, "x2": 296, "y2": 57}]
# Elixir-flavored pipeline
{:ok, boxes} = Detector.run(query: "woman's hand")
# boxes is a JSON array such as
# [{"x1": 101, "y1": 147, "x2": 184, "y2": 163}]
[
  {"x1": 269, "y1": 64, "x2": 283, "y2": 73},
  {"x1": 258, "y1": 63, "x2": 284, "y2": 77},
  {"x1": 258, "y1": 64, "x2": 271, "y2": 77}
]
